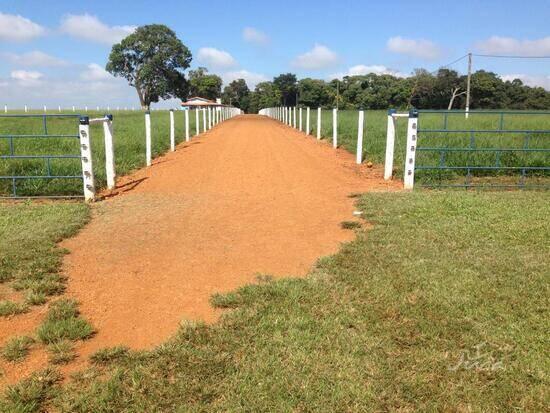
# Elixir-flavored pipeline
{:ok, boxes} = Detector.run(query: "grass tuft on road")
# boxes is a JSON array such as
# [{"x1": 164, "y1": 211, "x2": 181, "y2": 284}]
[
  {"x1": 37, "y1": 299, "x2": 94, "y2": 344},
  {"x1": 33, "y1": 191, "x2": 548, "y2": 412},
  {"x1": 1, "y1": 336, "x2": 34, "y2": 363}
]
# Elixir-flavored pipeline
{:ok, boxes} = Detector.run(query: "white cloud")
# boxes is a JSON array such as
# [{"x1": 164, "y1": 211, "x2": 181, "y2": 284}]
[
  {"x1": 10, "y1": 70, "x2": 44, "y2": 87},
  {"x1": 387, "y1": 36, "x2": 442, "y2": 60},
  {"x1": 292, "y1": 44, "x2": 339, "y2": 70},
  {"x1": 60, "y1": 14, "x2": 136, "y2": 45},
  {"x1": 242, "y1": 27, "x2": 269, "y2": 46},
  {"x1": 330, "y1": 64, "x2": 408, "y2": 80},
  {"x1": 197, "y1": 47, "x2": 238, "y2": 69},
  {"x1": 222, "y1": 70, "x2": 268, "y2": 88},
  {"x1": 476, "y1": 36, "x2": 550, "y2": 57},
  {"x1": 0, "y1": 12, "x2": 46, "y2": 42},
  {"x1": 500, "y1": 74, "x2": 550, "y2": 90},
  {"x1": 80, "y1": 63, "x2": 113, "y2": 81},
  {"x1": 4, "y1": 51, "x2": 67, "y2": 67}
]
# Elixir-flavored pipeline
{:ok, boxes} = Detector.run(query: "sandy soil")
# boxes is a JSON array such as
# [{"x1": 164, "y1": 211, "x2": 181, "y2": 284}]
[{"x1": 0, "y1": 115, "x2": 399, "y2": 386}]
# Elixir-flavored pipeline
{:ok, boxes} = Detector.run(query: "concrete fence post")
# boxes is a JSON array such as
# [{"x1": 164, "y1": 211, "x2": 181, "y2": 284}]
[
  {"x1": 195, "y1": 108, "x2": 200, "y2": 135},
  {"x1": 404, "y1": 110, "x2": 419, "y2": 189},
  {"x1": 145, "y1": 111, "x2": 152, "y2": 166},
  {"x1": 356, "y1": 110, "x2": 364, "y2": 164},
  {"x1": 170, "y1": 109, "x2": 175, "y2": 151},
  {"x1": 293, "y1": 106, "x2": 297, "y2": 128},
  {"x1": 78, "y1": 116, "x2": 95, "y2": 201},
  {"x1": 25, "y1": 105, "x2": 28, "y2": 113},
  {"x1": 317, "y1": 108, "x2": 321, "y2": 140},
  {"x1": 332, "y1": 108, "x2": 338, "y2": 148},
  {"x1": 202, "y1": 108, "x2": 207, "y2": 132},
  {"x1": 299, "y1": 107, "x2": 303, "y2": 131},
  {"x1": 185, "y1": 109, "x2": 190, "y2": 142},
  {"x1": 103, "y1": 114, "x2": 116, "y2": 189},
  {"x1": 384, "y1": 109, "x2": 397, "y2": 180},
  {"x1": 4, "y1": 105, "x2": 7, "y2": 113},
  {"x1": 306, "y1": 107, "x2": 310, "y2": 135},
  {"x1": 208, "y1": 107, "x2": 212, "y2": 129}
]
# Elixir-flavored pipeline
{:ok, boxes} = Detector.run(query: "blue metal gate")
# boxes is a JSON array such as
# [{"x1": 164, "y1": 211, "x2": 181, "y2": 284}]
[
  {"x1": 0, "y1": 114, "x2": 84, "y2": 198},
  {"x1": 414, "y1": 110, "x2": 550, "y2": 189}
]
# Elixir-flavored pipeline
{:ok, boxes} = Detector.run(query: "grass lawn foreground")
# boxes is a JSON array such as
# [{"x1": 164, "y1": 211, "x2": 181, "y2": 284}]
[{"x1": 1, "y1": 191, "x2": 548, "y2": 412}]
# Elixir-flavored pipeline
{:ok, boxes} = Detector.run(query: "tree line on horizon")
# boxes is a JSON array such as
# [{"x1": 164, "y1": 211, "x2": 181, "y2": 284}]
[
  {"x1": 221, "y1": 70, "x2": 550, "y2": 114},
  {"x1": 105, "y1": 24, "x2": 550, "y2": 112}
]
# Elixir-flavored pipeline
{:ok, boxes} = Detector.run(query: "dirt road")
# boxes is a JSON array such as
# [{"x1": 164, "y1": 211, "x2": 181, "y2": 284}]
[{"x1": 1, "y1": 115, "x2": 398, "y2": 384}]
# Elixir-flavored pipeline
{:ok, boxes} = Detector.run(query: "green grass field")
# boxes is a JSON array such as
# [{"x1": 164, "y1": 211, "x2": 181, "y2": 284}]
[
  {"x1": 307, "y1": 109, "x2": 550, "y2": 186},
  {"x1": 0, "y1": 109, "x2": 202, "y2": 197},
  {"x1": 2, "y1": 191, "x2": 548, "y2": 412}
]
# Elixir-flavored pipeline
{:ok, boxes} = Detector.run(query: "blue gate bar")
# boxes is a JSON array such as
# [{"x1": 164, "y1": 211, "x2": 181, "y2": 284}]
[
  {"x1": 0, "y1": 113, "x2": 84, "y2": 198},
  {"x1": 414, "y1": 110, "x2": 550, "y2": 189}
]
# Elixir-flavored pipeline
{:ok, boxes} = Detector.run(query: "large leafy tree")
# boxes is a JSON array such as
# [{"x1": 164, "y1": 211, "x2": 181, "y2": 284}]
[
  {"x1": 298, "y1": 78, "x2": 331, "y2": 108},
  {"x1": 106, "y1": 24, "x2": 192, "y2": 110},
  {"x1": 248, "y1": 82, "x2": 282, "y2": 114},
  {"x1": 222, "y1": 79, "x2": 250, "y2": 111},
  {"x1": 273, "y1": 73, "x2": 298, "y2": 106},
  {"x1": 188, "y1": 67, "x2": 223, "y2": 100}
]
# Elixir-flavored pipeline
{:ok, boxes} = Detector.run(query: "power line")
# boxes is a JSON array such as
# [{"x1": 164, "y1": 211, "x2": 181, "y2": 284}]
[{"x1": 472, "y1": 54, "x2": 550, "y2": 59}]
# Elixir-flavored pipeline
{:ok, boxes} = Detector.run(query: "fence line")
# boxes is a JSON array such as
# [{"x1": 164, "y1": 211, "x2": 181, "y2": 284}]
[{"x1": 259, "y1": 106, "x2": 400, "y2": 187}]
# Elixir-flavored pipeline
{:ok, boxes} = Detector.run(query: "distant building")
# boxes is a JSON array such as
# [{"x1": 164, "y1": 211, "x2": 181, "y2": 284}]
[{"x1": 180, "y1": 97, "x2": 224, "y2": 110}]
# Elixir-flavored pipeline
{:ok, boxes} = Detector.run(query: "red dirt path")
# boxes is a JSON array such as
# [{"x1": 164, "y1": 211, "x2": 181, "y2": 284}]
[{"x1": 0, "y1": 115, "x2": 399, "y2": 386}]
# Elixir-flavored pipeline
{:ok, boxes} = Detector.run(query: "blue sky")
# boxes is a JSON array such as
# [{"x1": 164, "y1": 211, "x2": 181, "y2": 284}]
[{"x1": 1, "y1": 0, "x2": 549, "y2": 108}]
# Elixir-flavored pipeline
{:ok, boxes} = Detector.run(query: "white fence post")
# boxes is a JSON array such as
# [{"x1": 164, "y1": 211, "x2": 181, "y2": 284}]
[
  {"x1": 185, "y1": 109, "x2": 190, "y2": 142},
  {"x1": 384, "y1": 109, "x2": 397, "y2": 180},
  {"x1": 404, "y1": 110, "x2": 419, "y2": 190},
  {"x1": 356, "y1": 110, "x2": 364, "y2": 164},
  {"x1": 24, "y1": 105, "x2": 28, "y2": 113},
  {"x1": 145, "y1": 111, "x2": 152, "y2": 166},
  {"x1": 317, "y1": 108, "x2": 321, "y2": 140},
  {"x1": 299, "y1": 107, "x2": 303, "y2": 131},
  {"x1": 78, "y1": 116, "x2": 95, "y2": 201},
  {"x1": 332, "y1": 108, "x2": 338, "y2": 148},
  {"x1": 195, "y1": 108, "x2": 200, "y2": 135},
  {"x1": 293, "y1": 106, "x2": 297, "y2": 128},
  {"x1": 4, "y1": 105, "x2": 7, "y2": 113},
  {"x1": 208, "y1": 107, "x2": 212, "y2": 129},
  {"x1": 103, "y1": 114, "x2": 116, "y2": 189},
  {"x1": 306, "y1": 107, "x2": 310, "y2": 135},
  {"x1": 202, "y1": 108, "x2": 207, "y2": 132},
  {"x1": 169, "y1": 109, "x2": 175, "y2": 151}
]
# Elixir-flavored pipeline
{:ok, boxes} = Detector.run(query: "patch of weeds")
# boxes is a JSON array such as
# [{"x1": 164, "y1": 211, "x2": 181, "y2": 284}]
[
  {"x1": 348, "y1": 192, "x2": 362, "y2": 198},
  {"x1": 37, "y1": 299, "x2": 94, "y2": 344},
  {"x1": 1, "y1": 336, "x2": 35, "y2": 362},
  {"x1": 0, "y1": 300, "x2": 28, "y2": 317},
  {"x1": 48, "y1": 340, "x2": 76, "y2": 365},
  {"x1": 340, "y1": 220, "x2": 361, "y2": 230},
  {"x1": 210, "y1": 291, "x2": 243, "y2": 309},
  {"x1": 0, "y1": 368, "x2": 60, "y2": 413},
  {"x1": 11, "y1": 273, "x2": 66, "y2": 296},
  {"x1": 25, "y1": 292, "x2": 47, "y2": 306},
  {"x1": 90, "y1": 346, "x2": 130, "y2": 366}
]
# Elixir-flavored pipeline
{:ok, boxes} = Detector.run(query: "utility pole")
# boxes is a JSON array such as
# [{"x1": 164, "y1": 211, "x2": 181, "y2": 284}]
[{"x1": 465, "y1": 52, "x2": 472, "y2": 119}]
